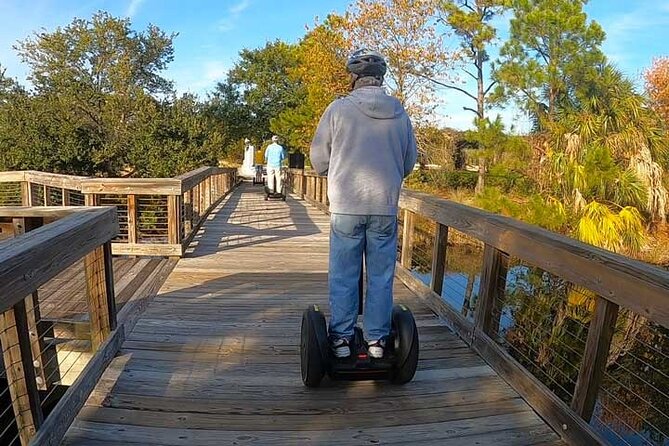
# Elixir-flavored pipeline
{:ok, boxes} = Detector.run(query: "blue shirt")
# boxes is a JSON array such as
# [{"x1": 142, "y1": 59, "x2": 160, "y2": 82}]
[{"x1": 264, "y1": 143, "x2": 285, "y2": 168}]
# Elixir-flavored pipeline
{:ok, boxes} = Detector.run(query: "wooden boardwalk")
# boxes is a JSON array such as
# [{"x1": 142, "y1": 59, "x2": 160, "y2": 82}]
[{"x1": 63, "y1": 183, "x2": 565, "y2": 445}]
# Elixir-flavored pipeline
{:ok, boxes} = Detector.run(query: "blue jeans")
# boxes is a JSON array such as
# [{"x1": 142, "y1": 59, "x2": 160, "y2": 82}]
[{"x1": 328, "y1": 214, "x2": 398, "y2": 341}]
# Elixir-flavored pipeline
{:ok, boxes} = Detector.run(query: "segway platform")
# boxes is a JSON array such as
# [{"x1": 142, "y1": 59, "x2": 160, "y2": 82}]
[
  {"x1": 300, "y1": 303, "x2": 419, "y2": 387},
  {"x1": 264, "y1": 185, "x2": 286, "y2": 201}
]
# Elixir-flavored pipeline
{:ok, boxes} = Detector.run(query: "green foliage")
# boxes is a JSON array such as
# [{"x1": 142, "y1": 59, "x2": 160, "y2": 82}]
[
  {"x1": 221, "y1": 40, "x2": 305, "y2": 143},
  {"x1": 0, "y1": 12, "x2": 225, "y2": 177},
  {"x1": 440, "y1": 0, "x2": 508, "y2": 118},
  {"x1": 493, "y1": 0, "x2": 606, "y2": 122}
]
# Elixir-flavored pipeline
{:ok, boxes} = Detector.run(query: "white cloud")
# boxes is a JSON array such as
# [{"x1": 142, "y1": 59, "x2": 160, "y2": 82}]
[
  {"x1": 126, "y1": 0, "x2": 145, "y2": 18},
  {"x1": 218, "y1": 0, "x2": 251, "y2": 32}
]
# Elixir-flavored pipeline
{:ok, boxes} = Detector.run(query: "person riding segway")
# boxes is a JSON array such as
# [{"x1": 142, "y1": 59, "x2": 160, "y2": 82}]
[
  {"x1": 300, "y1": 48, "x2": 419, "y2": 386},
  {"x1": 264, "y1": 135, "x2": 286, "y2": 200}
]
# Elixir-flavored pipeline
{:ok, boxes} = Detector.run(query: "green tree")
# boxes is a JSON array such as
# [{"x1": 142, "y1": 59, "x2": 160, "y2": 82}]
[
  {"x1": 129, "y1": 94, "x2": 224, "y2": 177},
  {"x1": 271, "y1": 15, "x2": 350, "y2": 151},
  {"x1": 7, "y1": 12, "x2": 176, "y2": 175},
  {"x1": 438, "y1": 0, "x2": 508, "y2": 192},
  {"x1": 222, "y1": 40, "x2": 305, "y2": 143},
  {"x1": 493, "y1": 0, "x2": 606, "y2": 124}
]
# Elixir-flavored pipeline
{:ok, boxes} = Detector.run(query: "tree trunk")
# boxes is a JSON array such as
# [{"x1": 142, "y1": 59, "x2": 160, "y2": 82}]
[{"x1": 475, "y1": 157, "x2": 486, "y2": 195}]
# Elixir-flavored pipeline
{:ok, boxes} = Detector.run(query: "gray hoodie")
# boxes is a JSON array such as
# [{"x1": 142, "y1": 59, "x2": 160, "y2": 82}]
[{"x1": 310, "y1": 86, "x2": 418, "y2": 216}]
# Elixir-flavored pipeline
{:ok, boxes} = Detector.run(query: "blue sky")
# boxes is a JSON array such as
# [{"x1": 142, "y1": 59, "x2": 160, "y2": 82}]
[{"x1": 1, "y1": 0, "x2": 668, "y2": 132}]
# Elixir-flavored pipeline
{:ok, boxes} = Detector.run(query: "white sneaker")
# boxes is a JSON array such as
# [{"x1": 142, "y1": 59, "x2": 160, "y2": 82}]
[
  {"x1": 331, "y1": 338, "x2": 351, "y2": 358},
  {"x1": 367, "y1": 339, "x2": 386, "y2": 359}
]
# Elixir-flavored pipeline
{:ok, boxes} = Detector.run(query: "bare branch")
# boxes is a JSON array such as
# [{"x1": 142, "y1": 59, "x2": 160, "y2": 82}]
[
  {"x1": 463, "y1": 68, "x2": 478, "y2": 81},
  {"x1": 408, "y1": 69, "x2": 478, "y2": 101},
  {"x1": 463, "y1": 106, "x2": 481, "y2": 118},
  {"x1": 484, "y1": 80, "x2": 497, "y2": 96}
]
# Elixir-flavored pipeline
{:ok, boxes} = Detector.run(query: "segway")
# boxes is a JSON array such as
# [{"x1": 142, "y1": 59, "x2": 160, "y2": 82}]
[
  {"x1": 300, "y1": 263, "x2": 419, "y2": 387},
  {"x1": 252, "y1": 165, "x2": 264, "y2": 185},
  {"x1": 264, "y1": 169, "x2": 286, "y2": 201}
]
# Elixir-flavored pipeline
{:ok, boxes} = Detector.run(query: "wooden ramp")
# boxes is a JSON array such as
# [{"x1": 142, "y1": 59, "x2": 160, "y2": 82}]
[{"x1": 63, "y1": 183, "x2": 565, "y2": 445}]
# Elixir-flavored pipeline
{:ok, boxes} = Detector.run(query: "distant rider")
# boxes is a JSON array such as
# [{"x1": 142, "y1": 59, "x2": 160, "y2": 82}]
[{"x1": 264, "y1": 135, "x2": 286, "y2": 194}]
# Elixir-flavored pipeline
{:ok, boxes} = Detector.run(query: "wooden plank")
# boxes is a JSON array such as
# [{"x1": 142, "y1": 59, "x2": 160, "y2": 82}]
[
  {"x1": 127, "y1": 194, "x2": 138, "y2": 245},
  {"x1": 110, "y1": 243, "x2": 182, "y2": 257},
  {"x1": 115, "y1": 259, "x2": 177, "y2": 338},
  {"x1": 0, "y1": 208, "x2": 119, "y2": 312},
  {"x1": 29, "y1": 327, "x2": 124, "y2": 446},
  {"x1": 401, "y1": 209, "x2": 415, "y2": 268},
  {"x1": 80, "y1": 179, "x2": 181, "y2": 196},
  {"x1": 0, "y1": 206, "x2": 96, "y2": 219},
  {"x1": 430, "y1": 223, "x2": 448, "y2": 296},
  {"x1": 21, "y1": 182, "x2": 30, "y2": 206},
  {"x1": 84, "y1": 245, "x2": 111, "y2": 351},
  {"x1": 60, "y1": 183, "x2": 565, "y2": 446},
  {"x1": 24, "y1": 171, "x2": 86, "y2": 191},
  {"x1": 167, "y1": 195, "x2": 181, "y2": 247},
  {"x1": 183, "y1": 190, "x2": 192, "y2": 237},
  {"x1": 176, "y1": 166, "x2": 212, "y2": 193},
  {"x1": 0, "y1": 171, "x2": 27, "y2": 182},
  {"x1": 0, "y1": 301, "x2": 43, "y2": 445},
  {"x1": 63, "y1": 411, "x2": 559, "y2": 446},
  {"x1": 399, "y1": 188, "x2": 669, "y2": 328},
  {"x1": 62, "y1": 188, "x2": 71, "y2": 206},
  {"x1": 474, "y1": 245, "x2": 507, "y2": 336},
  {"x1": 570, "y1": 297, "x2": 619, "y2": 421}
]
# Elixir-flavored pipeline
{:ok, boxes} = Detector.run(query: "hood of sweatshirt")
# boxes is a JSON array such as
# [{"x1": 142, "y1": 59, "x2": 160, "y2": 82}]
[{"x1": 344, "y1": 86, "x2": 404, "y2": 119}]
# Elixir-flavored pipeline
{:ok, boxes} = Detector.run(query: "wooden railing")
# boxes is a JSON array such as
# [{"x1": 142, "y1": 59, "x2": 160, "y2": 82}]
[
  {"x1": 286, "y1": 169, "x2": 669, "y2": 446},
  {"x1": 0, "y1": 206, "x2": 122, "y2": 446},
  {"x1": 0, "y1": 168, "x2": 239, "y2": 257}
]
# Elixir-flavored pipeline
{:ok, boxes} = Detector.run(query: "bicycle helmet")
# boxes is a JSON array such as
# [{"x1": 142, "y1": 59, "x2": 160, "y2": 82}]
[{"x1": 346, "y1": 48, "x2": 387, "y2": 77}]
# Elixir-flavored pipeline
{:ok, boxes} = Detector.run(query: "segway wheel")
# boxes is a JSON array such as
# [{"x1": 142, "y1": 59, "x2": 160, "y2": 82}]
[
  {"x1": 300, "y1": 305, "x2": 327, "y2": 387},
  {"x1": 390, "y1": 304, "x2": 419, "y2": 385}
]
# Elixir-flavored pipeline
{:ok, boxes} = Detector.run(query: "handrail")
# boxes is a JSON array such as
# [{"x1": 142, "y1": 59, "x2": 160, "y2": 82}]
[
  {"x1": 0, "y1": 207, "x2": 121, "y2": 446},
  {"x1": 285, "y1": 168, "x2": 668, "y2": 446},
  {"x1": 0, "y1": 167, "x2": 240, "y2": 257},
  {"x1": 398, "y1": 188, "x2": 669, "y2": 328},
  {"x1": 0, "y1": 207, "x2": 118, "y2": 312}
]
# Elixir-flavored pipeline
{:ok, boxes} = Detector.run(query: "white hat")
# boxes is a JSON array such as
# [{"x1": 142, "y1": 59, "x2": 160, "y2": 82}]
[
  {"x1": 271, "y1": 135, "x2": 279, "y2": 142},
  {"x1": 244, "y1": 138, "x2": 250, "y2": 144}
]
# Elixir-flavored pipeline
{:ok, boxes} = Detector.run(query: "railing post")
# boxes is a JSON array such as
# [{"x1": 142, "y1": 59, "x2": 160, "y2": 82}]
[
  {"x1": 84, "y1": 245, "x2": 111, "y2": 351},
  {"x1": 300, "y1": 170, "x2": 306, "y2": 199},
  {"x1": 400, "y1": 209, "x2": 415, "y2": 269},
  {"x1": 168, "y1": 194, "x2": 182, "y2": 251},
  {"x1": 183, "y1": 190, "x2": 192, "y2": 238},
  {"x1": 103, "y1": 241, "x2": 117, "y2": 331},
  {"x1": 474, "y1": 244, "x2": 508, "y2": 337},
  {"x1": 42, "y1": 185, "x2": 48, "y2": 206},
  {"x1": 571, "y1": 297, "x2": 619, "y2": 422},
  {"x1": 430, "y1": 223, "x2": 449, "y2": 296},
  {"x1": 0, "y1": 299, "x2": 44, "y2": 445},
  {"x1": 127, "y1": 194, "x2": 138, "y2": 245},
  {"x1": 21, "y1": 181, "x2": 30, "y2": 206},
  {"x1": 205, "y1": 176, "x2": 212, "y2": 210},
  {"x1": 84, "y1": 193, "x2": 96, "y2": 206},
  {"x1": 62, "y1": 188, "x2": 71, "y2": 206}
]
